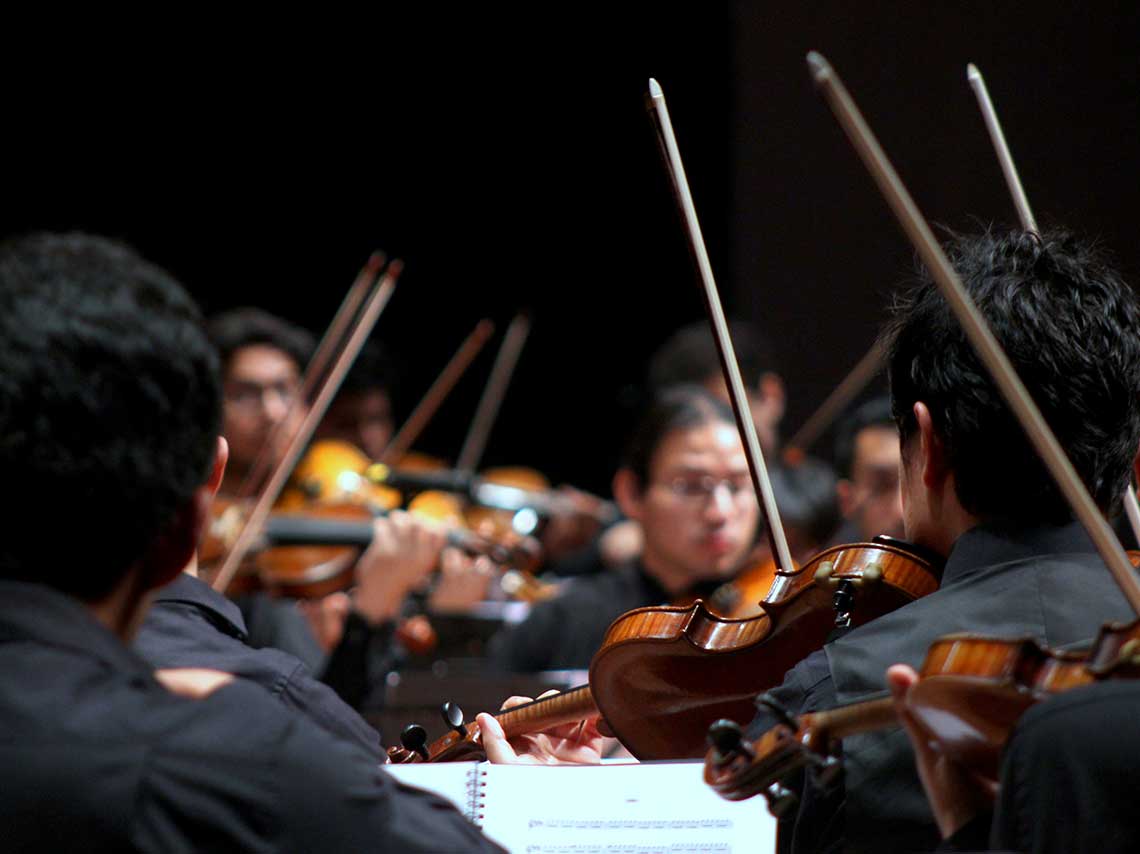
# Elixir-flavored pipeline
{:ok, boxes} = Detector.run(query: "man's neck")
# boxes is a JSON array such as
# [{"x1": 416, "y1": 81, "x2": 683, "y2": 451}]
[
  {"x1": 639, "y1": 550, "x2": 705, "y2": 597},
  {"x1": 88, "y1": 567, "x2": 153, "y2": 642}
]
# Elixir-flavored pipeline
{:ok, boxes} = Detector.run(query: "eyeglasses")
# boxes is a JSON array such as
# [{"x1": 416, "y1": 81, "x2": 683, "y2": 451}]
[
  {"x1": 223, "y1": 380, "x2": 299, "y2": 412},
  {"x1": 654, "y1": 475, "x2": 754, "y2": 504}
]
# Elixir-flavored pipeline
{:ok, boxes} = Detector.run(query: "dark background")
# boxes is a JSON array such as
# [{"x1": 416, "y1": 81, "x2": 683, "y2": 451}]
[{"x1": 4, "y1": 3, "x2": 1136, "y2": 494}]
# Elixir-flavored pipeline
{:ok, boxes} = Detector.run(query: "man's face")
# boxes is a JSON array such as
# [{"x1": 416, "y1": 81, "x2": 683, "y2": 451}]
[
  {"x1": 315, "y1": 389, "x2": 394, "y2": 461},
  {"x1": 629, "y1": 422, "x2": 760, "y2": 583},
  {"x1": 221, "y1": 344, "x2": 303, "y2": 474},
  {"x1": 841, "y1": 425, "x2": 904, "y2": 540}
]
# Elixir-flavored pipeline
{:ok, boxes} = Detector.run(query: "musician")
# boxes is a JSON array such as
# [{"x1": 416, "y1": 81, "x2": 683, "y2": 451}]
[
  {"x1": 483, "y1": 229, "x2": 1140, "y2": 851},
  {"x1": 313, "y1": 338, "x2": 398, "y2": 460},
  {"x1": 134, "y1": 502, "x2": 450, "y2": 755},
  {"x1": 887, "y1": 667, "x2": 1140, "y2": 853},
  {"x1": 486, "y1": 385, "x2": 760, "y2": 671},
  {"x1": 208, "y1": 307, "x2": 314, "y2": 499},
  {"x1": 749, "y1": 228, "x2": 1140, "y2": 853},
  {"x1": 0, "y1": 233, "x2": 502, "y2": 851},
  {"x1": 649, "y1": 320, "x2": 785, "y2": 454},
  {"x1": 205, "y1": 309, "x2": 469, "y2": 709},
  {"x1": 829, "y1": 395, "x2": 904, "y2": 543}
]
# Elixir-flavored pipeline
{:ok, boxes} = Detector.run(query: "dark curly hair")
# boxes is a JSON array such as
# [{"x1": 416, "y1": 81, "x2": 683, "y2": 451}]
[
  {"x1": 884, "y1": 228, "x2": 1140, "y2": 525},
  {"x1": 0, "y1": 233, "x2": 221, "y2": 600}
]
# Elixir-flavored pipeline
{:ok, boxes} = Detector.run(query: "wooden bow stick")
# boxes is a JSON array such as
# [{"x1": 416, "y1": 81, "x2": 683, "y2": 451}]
[
  {"x1": 379, "y1": 319, "x2": 496, "y2": 464},
  {"x1": 808, "y1": 51, "x2": 1140, "y2": 614},
  {"x1": 647, "y1": 78, "x2": 795, "y2": 574},
  {"x1": 236, "y1": 252, "x2": 385, "y2": 499},
  {"x1": 967, "y1": 61, "x2": 1140, "y2": 545},
  {"x1": 455, "y1": 313, "x2": 531, "y2": 474},
  {"x1": 212, "y1": 260, "x2": 403, "y2": 593}
]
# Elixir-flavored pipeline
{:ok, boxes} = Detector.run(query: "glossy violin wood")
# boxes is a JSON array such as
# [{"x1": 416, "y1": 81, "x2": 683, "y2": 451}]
[{"x1": 589, "y1": 538, "x2": 941, "y2": 760}]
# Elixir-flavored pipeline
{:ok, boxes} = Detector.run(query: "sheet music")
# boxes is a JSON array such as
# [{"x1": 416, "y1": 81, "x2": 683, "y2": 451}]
[
  {"x1": 480, "y1": 761, "x2": 774, "y2": 854},
  {"x1": 385, "y1": 760, "x2": 776, "y2": 853}
]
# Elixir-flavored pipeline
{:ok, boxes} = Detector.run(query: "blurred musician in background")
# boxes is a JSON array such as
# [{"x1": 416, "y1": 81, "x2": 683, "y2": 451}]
[
  {"x1": 0, "y1": 233, "x2": 502, "y2": 852},
  {"x1": 487, "y1": 385, "x2": 760, "y2": 671},
  {"x1": 829, "y1": 395, "x2": 904, "y2": 543}
]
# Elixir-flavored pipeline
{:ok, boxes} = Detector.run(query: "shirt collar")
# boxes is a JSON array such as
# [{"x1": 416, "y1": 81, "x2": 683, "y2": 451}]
[
  {"x1": 152, "y1": 573, "x2": 248, "y2": 639},
  {"x1": 0, "y1": 580, "x2": 155, "y2": 678},
  {"x1": 941, "y1": 520, "x2": 1097, "y2": 586},
  {"x1": 633, "y1": 559, "x2": 727, "y2": 604}
]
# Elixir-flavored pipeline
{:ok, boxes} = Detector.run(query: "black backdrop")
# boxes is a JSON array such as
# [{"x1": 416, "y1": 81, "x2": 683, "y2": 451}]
[{"x1": 3, "y1": 4, "x2": 1136, "y2": 494}]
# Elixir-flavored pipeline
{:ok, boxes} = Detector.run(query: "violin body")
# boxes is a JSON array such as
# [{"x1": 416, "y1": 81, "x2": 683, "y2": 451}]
[
  {"x1": 704, "y1": 614, "x2": 1140, "y2": 807},
  {"x1": 589, "y1": 537, "x2": 941, "y2": 759}
]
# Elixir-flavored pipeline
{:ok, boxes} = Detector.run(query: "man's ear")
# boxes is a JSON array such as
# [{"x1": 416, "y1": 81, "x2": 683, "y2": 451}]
[
  {"x1": 207, "y1": 436, "x2": 229, "y2": 496},
  {"x1": 612, "y1": 468, "x2": 645, "y2": 522},
  {"x1": 913, "y1": 402, "x2": 948, "y2": 490}
]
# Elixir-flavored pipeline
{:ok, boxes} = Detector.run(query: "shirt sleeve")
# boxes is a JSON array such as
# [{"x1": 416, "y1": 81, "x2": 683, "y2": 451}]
[{"x1": 134, "y1": 681, "x2": 505, "y2": 853}]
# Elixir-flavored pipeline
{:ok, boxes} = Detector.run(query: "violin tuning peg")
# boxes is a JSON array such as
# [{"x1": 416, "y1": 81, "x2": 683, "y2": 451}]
[
  {"x1": 400, "y1": 723, "x2": 430, "y2": 760},
  {"x1": 763, "y1": 782, "x2": 799, "y2": 819},
  {"x1": 811, "y1": 754, "x2": 843, "y2": 790},
  {"x1": 441, "y1": 701, "x2": 468, "y2": 737},
  {"x1": 706, "y1": 719, "x2": 745, "y2": 760}
]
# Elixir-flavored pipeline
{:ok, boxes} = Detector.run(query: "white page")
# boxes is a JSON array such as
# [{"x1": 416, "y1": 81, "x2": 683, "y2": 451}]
[
  {"x1": 478, "y1": 761, "x2": 776, "y2": 854},
  {"x1": 383, "y1": 761, "x2": 479, "y2": 819}
]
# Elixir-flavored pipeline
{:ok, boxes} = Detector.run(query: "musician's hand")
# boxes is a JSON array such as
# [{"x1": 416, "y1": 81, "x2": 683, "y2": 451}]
[
  {"x1": 539, "y1": 486, "x2": 604, "y2": 562},
  {"x1": 478, "y1": 691, "x2": 606, "y2": 765},
  {"x1": 353, "y1": 510, "x2": 447, "y2": 623},
  {"x1": 886, "y1": 664, "x2": 995, "y2": 840},
  {"x1": 297, "y1": 591, "x2": 352, "y2": 651},
  {"x1": 427, "y1": 549, "x2": 494, "y2": 612}
]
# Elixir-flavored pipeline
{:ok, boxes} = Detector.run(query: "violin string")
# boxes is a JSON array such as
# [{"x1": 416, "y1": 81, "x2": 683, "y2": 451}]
[{"x1": 807, "y1": 51, "x2": 1140, "y2": 615}]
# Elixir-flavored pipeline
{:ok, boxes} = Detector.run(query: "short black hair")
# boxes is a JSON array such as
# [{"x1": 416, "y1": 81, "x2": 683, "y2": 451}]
[
  {"x1": 834, "y1": 396, "x2": 894, "y2": 479},
  {"x1": 621, "y1": 385, "x2": 736, "y2": 486},
  {"x1": 0, "y1": 233, "x2": 221, "y2": 600},
  {"x1": 648, "y1": 320, "x2": 777, "y2": 390},
  {"x1": 207, "y1": 307, "x2": 314, "y2": 375},
  {"x1": 884, "y1": 228, "x2": 1140, "y2": 525}
]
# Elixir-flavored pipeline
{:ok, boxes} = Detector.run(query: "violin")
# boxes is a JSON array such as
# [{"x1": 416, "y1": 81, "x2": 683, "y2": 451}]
[
  {"x1": 387, "y1": 685, "x2": 600, "y2": 763},
  {"x1": 703, "y1": 610, "x2": 1140, "y2": 812},
  {"x1": 202, "y1": 494, "x2": 544, "y2": 600},
  {"x1": 587, "y1": 535, "x2": 941, "y2": 760}
]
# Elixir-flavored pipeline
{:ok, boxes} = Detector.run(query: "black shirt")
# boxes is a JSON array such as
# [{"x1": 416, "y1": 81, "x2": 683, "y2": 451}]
[
  {"x1": 135, "y1": 573, "x2": 383, "y2": 757},
  {"x1": 0, "y1": 580, "x2": 503, "y2": 853},
  {"x1": 748, "y1": 522, "x2": 1137, "y2": 853},
  {"x1": 487, "y1": 561, "x2": 723, "y2": 671},
  {"x1": 233, "y1": 589, "x2": 398, "y2": 711}
]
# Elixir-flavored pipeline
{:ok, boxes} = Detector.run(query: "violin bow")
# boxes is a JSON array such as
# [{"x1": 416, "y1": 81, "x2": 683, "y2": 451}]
[
  {"x1": 967, "y1": 62, "x2": 1140, "y2": 544},
  {"x1": 212, "y1": 261, "x2": 403, "y2": 593},
  {"x1": 647, "y1": 79, "x2": 796, "y2": 574},
  {"x1": 455, "y1": 312, "x2": 531, "y2": 474},
  {"x1": 235, "y1": 252, "x2": 385, "y2": 500},
  {"x1": 783, "y1": 337, "x2": 885, "y2": 462},
  {"x1": 807, "y1": 52, "x2": 1140, "y2": 614},
  {"x1": 379, "y1": 318, "x2": 496, "y2": 464}
]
